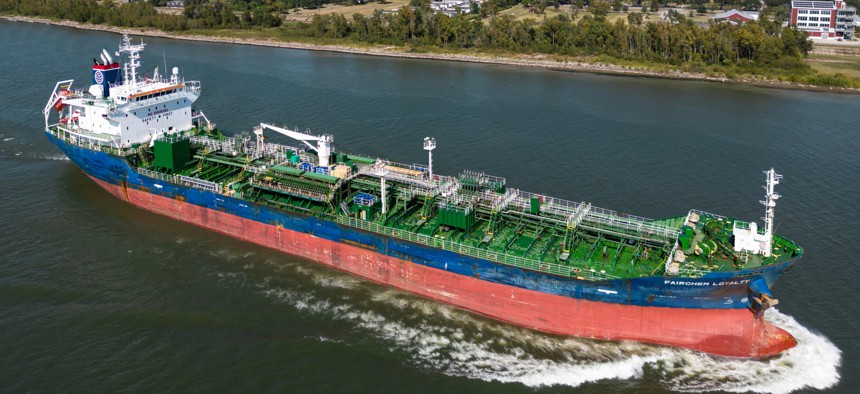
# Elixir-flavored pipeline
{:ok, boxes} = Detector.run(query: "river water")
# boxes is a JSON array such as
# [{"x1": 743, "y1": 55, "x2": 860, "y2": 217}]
[{"x1": 0, "y1": 20, "x2": 856, "y2": 393}]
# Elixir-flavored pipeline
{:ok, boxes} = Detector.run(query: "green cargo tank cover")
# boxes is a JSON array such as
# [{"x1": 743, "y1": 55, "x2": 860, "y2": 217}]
[{"x1": 153, "y1": 137, "x2": 191, "y2": 171}]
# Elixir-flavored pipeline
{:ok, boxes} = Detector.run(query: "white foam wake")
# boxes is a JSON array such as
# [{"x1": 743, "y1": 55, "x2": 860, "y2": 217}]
[
  {"x1": 255, "y1": 264, "x2": 840, "y2": 392},
  {"x1": 658, "y1": 309, "x2": 842, "y2": 394}
]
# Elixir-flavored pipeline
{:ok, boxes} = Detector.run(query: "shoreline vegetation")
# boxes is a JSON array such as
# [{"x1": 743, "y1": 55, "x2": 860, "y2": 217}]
[{"x1": 2, "y1": 9, "x2": 859, "y2": 93}]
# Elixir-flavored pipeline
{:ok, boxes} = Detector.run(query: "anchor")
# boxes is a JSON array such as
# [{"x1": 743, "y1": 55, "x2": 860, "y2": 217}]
[{"x1": 747, "y1": 277, "x2": 779, "y2": 318}]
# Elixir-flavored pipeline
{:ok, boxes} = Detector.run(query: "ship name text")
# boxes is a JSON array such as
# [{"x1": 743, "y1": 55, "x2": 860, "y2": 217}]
[{"x1": 664, "y1": 279, "x2": 752, "y2": 287}]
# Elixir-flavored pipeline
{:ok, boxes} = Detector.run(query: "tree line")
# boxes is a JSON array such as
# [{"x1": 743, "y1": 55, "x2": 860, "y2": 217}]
[
  {"x1": 0, "y1": 0, "x2": 281, "y2": 30},
  {"x1": 309, "y1": 6, "x2": 812, "y2": 72},
  {"x1": 0, "y1": 0, "x2": 839, "y2": 84}
]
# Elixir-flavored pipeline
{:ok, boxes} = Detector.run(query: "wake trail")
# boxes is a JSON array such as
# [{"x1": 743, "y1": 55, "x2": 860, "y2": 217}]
[{"x1": 237, "y1": 255, "x2": 841, "y2": 393}]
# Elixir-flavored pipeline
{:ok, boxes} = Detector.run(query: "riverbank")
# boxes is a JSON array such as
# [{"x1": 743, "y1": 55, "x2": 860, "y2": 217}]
[{"x1": 4, "y1": 15, "x2": 859, "y2": 94}]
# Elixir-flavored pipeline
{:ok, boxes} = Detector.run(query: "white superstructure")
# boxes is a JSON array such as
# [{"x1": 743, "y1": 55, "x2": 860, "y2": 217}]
[
  {"x1": 733, "y1": 168, "x2": 782, "y2": 257},
  {"x1": 44, "y1": 34, "x2": 207, "y2": 148}
]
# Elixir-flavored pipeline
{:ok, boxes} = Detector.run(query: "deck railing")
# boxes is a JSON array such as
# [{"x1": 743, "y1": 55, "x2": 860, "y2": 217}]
[
  {"x1": 179, "y1": 175, "x2": 221, "y2": 193},
  {"x1": 511, "y1": 190, "x2": 679, "y2": 243},
  {"x1": 137, "y1": 168, "x2": 179, "y2": 183},
  {"x1": 49, "y1": 126, "x2": 137, "y2": 156},
  {"x1": 677, "y1": 267, "x2": 711, "y2": 278},
  {"x1": 332, "y1": 214, "x2": 621, "y2": 281}
]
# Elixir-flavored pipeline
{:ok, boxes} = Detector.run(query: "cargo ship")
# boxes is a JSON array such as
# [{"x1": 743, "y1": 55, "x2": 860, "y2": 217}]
[{"x1": 43, "y1": 35, "x2": 803, "y2": 358}]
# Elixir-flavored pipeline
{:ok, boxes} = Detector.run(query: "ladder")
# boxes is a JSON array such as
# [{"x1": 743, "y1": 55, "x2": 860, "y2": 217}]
[{"x1": 563, "y1": 203, "x2": 590, "y2": 253}]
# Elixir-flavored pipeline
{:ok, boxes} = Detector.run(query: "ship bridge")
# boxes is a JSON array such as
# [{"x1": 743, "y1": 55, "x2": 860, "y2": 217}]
[{"x1": 44, "y1": 34, "x2": 202, "y2": 148}]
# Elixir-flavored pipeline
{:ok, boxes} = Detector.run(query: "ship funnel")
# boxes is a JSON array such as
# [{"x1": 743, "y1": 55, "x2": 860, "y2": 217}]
[
  {"x1": 92, "y1": 55, "x2": 122, "y2": 97},
  {"x1": 102, "y1": 48, "x2": 114, "y2": 64}
]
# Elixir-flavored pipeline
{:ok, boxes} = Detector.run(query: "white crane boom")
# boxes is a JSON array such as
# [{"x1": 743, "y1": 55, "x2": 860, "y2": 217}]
[{"x1": 259, "y1": 123, "x2": 334, "y2": 168}]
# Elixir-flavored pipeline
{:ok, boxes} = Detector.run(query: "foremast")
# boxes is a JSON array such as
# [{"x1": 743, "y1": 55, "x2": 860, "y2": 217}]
[
  {"x1": 760, "y1": 168, "x2": 782, "y2": 257},
  {"x1": 733, "y1": 168, "x2": 783, "y2": 257}
]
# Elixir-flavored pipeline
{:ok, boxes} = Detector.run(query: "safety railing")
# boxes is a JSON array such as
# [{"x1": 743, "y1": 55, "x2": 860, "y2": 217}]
[
  {"x1": 331, "y1": 214, "x2": 620, "y2": 281},
  {"x1": 507, "y1": 190, "x2": 678, "y2": 243},
  {"x1": 49, "y1": 126, "x2": 137, "y2": 156},
  {"x1": 137, "y1": 168, "x2": 179, "y2": 183},
  {"x1": 677, "y1": 266, "x2": 712, "y2": 278},
  {"x1": 179, "y1": 175, "x2": 221, "y2": 193}
]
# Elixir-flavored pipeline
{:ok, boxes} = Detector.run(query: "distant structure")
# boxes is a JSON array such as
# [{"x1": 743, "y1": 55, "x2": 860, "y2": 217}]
[
  {"x1": 790, "y1": 0, "x2": 857, "y2": 39},
  {"x1": 429, "y1": 0, "x2": 481, "y2": 16},
  {"x1": 713, "y1": 9, "x2": 760, "y2": 24},
  {"x1": 165, "y1": 0, "x2": 185, "y2": 7}
]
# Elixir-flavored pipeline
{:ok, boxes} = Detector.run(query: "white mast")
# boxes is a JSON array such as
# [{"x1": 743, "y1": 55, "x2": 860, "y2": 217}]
[
  {"x1": 381, "y1": 176, "x2": 387, "y2": 215},
  {"x1": 732, "y1": 168, "x2": 783, "y2": 257},
  {"x1": 119, "y1": 34, "x2": 146, "y2": 89},
  {"x1": 424, "y1": 137, "x2": 436, "y2": 179},
  {"x1": 254, "y1": 127, "x2": 265, "y2": 155},
  {"x1": 759, "y1": 168, "x2": 782, "y2": 257}
]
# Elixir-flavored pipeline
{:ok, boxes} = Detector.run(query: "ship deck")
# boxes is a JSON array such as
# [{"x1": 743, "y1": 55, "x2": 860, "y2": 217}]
[{"x1": 51, "y1": 126, "x2": 803, "y2": 280}]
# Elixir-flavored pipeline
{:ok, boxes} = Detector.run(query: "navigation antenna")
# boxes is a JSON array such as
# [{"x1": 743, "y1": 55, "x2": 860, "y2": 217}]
[
  {"x1": 424, "y1": 137, "x2": 436, "y2": 180},
  {"x1": 760, "y1": 168, "x2": 782, "y2": 257},
  {"x1": 119, "y1": 33, "x2": 146, "y2": 89}
]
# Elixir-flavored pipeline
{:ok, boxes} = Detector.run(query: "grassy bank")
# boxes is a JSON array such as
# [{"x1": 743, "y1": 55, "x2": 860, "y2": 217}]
[{"x1": 806, "y1": 54, "x2": 860, "y2": 80}]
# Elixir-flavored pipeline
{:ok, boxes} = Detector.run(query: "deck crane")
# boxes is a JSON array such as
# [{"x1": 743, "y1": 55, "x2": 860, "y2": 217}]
[{"x1": 257, "y1": 123, "x2": 334, "y2": 168}]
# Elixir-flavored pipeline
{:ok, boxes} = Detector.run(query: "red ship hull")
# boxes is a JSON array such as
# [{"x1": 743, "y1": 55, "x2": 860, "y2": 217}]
[{"x1": 93, "y1": 176, "x2": 796, "y2": 358}]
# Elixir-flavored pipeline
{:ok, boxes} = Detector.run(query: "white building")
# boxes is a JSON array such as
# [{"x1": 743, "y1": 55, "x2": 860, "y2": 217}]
[{"x1": 429, "y1": 0, "x2": 481, "y2": 17}]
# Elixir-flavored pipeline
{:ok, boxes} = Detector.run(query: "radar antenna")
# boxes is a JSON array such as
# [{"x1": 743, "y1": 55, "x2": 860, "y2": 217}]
[{"x1": 118, "y1": 33, "x2": 146, "y2": 89}]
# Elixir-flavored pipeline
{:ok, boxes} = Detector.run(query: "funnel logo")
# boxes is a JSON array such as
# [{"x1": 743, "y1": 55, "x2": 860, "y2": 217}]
[{"x1": 94, "y1": 70, "x2": 104, "y2": 84}]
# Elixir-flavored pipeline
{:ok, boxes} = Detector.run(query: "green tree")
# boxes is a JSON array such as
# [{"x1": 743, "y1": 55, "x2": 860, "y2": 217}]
[
  {"x1": 742, "y1": 0, "x2": 760, "y2": 10},
  {"x1": 351, "y1": 13, "x2": 369, "y2": 37},
  {"x1": 591, "y1": 0, "x2": 610, "y2": 17},
  {"x1": 781, "y1": 26, "x2": 813, "y2": 57},
  {"x1": 650, "y1": 0, "x2": 658, "y2": 12}
]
